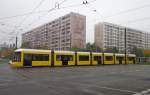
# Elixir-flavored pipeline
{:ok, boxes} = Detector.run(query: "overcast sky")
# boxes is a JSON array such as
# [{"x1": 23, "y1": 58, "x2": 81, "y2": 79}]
[{"x1": 0, "y1": 0, "x2": 150, "y2": 46}]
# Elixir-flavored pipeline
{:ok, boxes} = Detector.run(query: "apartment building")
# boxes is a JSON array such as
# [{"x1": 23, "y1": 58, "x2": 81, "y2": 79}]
[
  {"x1": 22, "y1": 12, "x2": 86, "y2": 50},
  {"x1": 144, "y1": 32, "x2": 150, "y2": 49},
  {"x1": 95, "y1": 22, "x2": 150, "y2": 53},
  {"x1": 95, "y1": 22, "x2": 125, "y2": 52},
  {"x1": 126, "y1": 28, "x2": 145, "y2": 52}
]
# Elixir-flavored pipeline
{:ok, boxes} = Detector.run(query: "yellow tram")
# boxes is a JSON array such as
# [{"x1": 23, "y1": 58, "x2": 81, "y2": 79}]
[
  {"x1": 127, "y1": 54, "x2": 136, "y2": 64},
  {"x1": 10, "y1": 49, "x2": 136, "y2": 67},
  {"x1": 115, "y1": 54, "x2": 125, "y2": 64}
]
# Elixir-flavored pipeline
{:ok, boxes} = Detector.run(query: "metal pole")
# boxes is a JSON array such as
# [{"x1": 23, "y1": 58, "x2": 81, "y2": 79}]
[
  {"x1": 16, "y1": 36, "x2": 18, "y2": 49},
  {"x1": 51, "y1": 48, "x2": 54, "y2": 67},
  {"x1": 102, "y1": 48, "x2": 104, "y2": 65},
  {"x1": 125, "y1": 28, "x2": 127, "y2": 64},
  {"x1": 90, "y1": 49, "x2": 92, "y2": 65}
]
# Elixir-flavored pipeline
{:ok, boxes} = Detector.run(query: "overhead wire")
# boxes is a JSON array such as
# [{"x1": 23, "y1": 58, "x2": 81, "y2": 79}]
[
  {"x1": 0, "y1": 1, "x2": 149, "y2": 22},
  {"x1": 8, "y1": 0, "x2": 69, "y2": 41},
  {"x1": 15, "y1": 0, "x2": 46, "y2": 36},
  {"x1": 20, "y1": 0, "x2": 70, "y2": 31},
  {"x1": 82, "y1": 0, "x2": 103, "y2": 18},
  {"x1": 9, "y1": 0, "x2": 150, "y2": 40},
  {"x1": 11, "y1": 0, "x2": 96, "y2": 36},
  {"x1": 87, "y1": 3, "x2": 150, "y2": 23},
  {"x1": 0, "y1": 10, "x2": 51, "y2": 20},
  {"x1": 121, "y1": 16, "x2": 150, "y2": 24},
  {"x1": 2, "y1": 0, "x2": 150, "y2": 43},
  {"x1": 8, "y1": 0, "x2": 46, "y2": 41},
  {"x1": 0, "y1": 0, "x2": 96, "y2": 21}
]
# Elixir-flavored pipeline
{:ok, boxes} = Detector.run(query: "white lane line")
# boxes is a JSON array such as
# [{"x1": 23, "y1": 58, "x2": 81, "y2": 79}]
[
  {"x1": 141, "y1": 90, "x2": 149, "y2": 94},
  {"x1": 147, "y1": 89, "x2": 150, "y2": 92},
  {"x1": 104, "y1": 69, "x2": 143, "y2": 75},
  {"x1": 133, "y1": 93, "x2": 141, "y2": 95},
  {"x1": 69, "y1": 81, "x2": 138, "y2": 94},
  {"x1": 133, "y1": 88, "x2": 150, "y2": 95},
  {"x1": 97, "y1": 86, "x2": 137, "y2": 94},
  {"x1": 119, "y1": 70, "x2": 142, "y2": 73},
  {"x1": 82, "y1": 88, "x2": 101, "y2": 95}
]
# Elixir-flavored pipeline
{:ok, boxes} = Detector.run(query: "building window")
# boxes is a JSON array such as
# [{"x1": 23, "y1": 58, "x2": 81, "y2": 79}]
[
  {"x1": 61, "y1": 40, "x2": 65, "y2": 42},
  {"x1": 66, "y1": 27, "x2": 70, "y2": 29},
  {"x1": 66, "y1": 23, "x2": 70, "y2": 26},
  {"x1": 66, "y1": 31, "x2": 70, "y2": 34},
  {"x1": 61, "y1": 32, "x2": 65, "y2": 35},
  {"x1": 62, "y1": 29, "x2": 65, "y2": 31}
]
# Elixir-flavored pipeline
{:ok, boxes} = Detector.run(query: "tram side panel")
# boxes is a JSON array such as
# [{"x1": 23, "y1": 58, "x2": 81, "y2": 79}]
[
  {"x1": 104, "y1": 53, "x2": 114, "y2": 65},
  {"x1": 127, "y1": 54, "x2": 136, "y2": 64},
  {"x1": 92, "y1": 53, "x2": 103, "y2": 65},
  {"x1": 23, "y1": 52, "x2": 51, "y2": 67},
  {"x1": 54, "y1": 51, "x2": 75, "y2": 66},
  {"x1": 11, "y1": 51, "x2": 23, "y2": 67},
  {"x1": 115, "y1": 54, "x2": 125, "y2": 64},
  {"x1": 77, "y1": 52, "x2": 90, "y2": 65}
]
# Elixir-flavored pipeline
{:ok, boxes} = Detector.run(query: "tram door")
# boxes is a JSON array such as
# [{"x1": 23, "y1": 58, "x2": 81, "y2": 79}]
[
  {"x1": 133, "y1": 58, "x2": 135, "y2": 64},
  {"x1": 97, "y1": 56, "x2": 102, "y2": 65},
  {"x1": 118, "y1": 57, "x2": 123, "y2": 64},
  {"x1": 94, "y1": 56, "x2": 102, "y2": 65},
  {"x1": 24, "y1": 54, "x2": 32, "y2": 67},
  {"x1": 62, "y1": 55, "x2": 68, "y2": 65},
  {"x1": 119, "y1": 59, "x2": 122, "y2": 64}
]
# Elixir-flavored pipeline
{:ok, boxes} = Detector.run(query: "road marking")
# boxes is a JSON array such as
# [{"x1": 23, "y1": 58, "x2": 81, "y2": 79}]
[
  {"x1": 119, "y1": 70, "x2": 142, "y2": 73},
  {"x1": 148, "y1": 89, "x2": 150, "y2": 92},
  {"x1": 97, "y1": 86, "x2": 137, "y2": 94},
  {"x1": 133, "y1": 89, "x2": 150, "y2": 95},
  {"x1": 70, "y1": 82, "x2": 137, "y2": 94}
]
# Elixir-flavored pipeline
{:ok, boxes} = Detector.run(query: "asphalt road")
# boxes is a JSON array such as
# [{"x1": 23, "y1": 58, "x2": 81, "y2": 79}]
[{"x1": 0, "y1": 62, "x2": 150, "y2": 95}]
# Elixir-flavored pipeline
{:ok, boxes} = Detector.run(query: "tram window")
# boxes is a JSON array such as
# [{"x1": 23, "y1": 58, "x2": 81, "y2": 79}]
[
  {"x1": 105, "y1": 56, "x2": 113, "y2": 61},
  {"x1": 65, "y1": 55, "x2": 73, "y2": 61},
  {"x1": 79, "y1": 55, "x2": 89, "y2": 61},
  {"x1": 94, "y1": 56, "x2": 101, "y2": 61},
  {"x1": 116, "y1": 57, "x2": 124, "y2": 60},
  {"x1": 32, "y1": 54, "x2": 49, "y2": 61},
  {"x1": 56, "y1": 55, "x2": 73, "y2": 61},
  {"x1": 128, "y1": 57, "x2": 134, "y2": 61},
  {"x1": 56, "y1": 55, "x2": 61, "y2": 61},
  {"x1": 12, "y1": 52, "x2": 21, "y2": 62},
  {"x1": 24, "y1": 54, "x2": 32, "y2": 60},
  {"x1": 42, "y1": 55, "x2": 49, "y2": 61},
  {"x1": 116, "y1": 57, "x2": 120, "y2": 60}
]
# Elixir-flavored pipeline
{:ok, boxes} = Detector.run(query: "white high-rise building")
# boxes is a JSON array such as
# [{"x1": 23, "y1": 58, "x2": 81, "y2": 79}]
[{"x1": 95, "y1": 22, "x2": 150, "y2": 53}]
